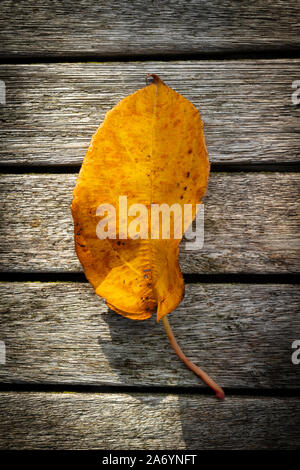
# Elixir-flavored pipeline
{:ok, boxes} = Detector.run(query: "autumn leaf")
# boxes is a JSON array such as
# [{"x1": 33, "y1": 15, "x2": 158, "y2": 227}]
[{"x1": 71, "y1": 74, "x2": 224, "y2": 399}]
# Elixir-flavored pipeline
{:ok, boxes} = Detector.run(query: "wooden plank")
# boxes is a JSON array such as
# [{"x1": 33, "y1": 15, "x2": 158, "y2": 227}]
[
  {"x1": 0, "y1": 392, "x2": 299, "y2": 449},
  {"x1": 0, "y1": 0, "x2": 299, "y2": 58},
  {"x1": 0, "y1": 282, "x2": 299, "y2": 388},
  {"x1": 0, "y1": 61, "x2": 299, "y2": 166},
  {"x1": 0, "y1": 173, "x2": 299, "y2": 273}
]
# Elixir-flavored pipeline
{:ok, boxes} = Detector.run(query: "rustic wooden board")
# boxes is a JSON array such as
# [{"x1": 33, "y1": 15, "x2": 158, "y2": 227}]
[
  {"x1": 0, "y1": 173, "x2": 299, "y2": 273},
  {"x1": 0, "y1": 282, "x2": 299, "y2": 388},
  {"x1": 0, "y1": 0, "x2": 298, "y2": 453},
  {"x1": 0, "y1": 61, "x2": 299, "y2": 165},
  {"x1": 0, "y1": 392, "x2": 299, "y2": 449},
  {"x1": 0, "y1": 1, "x2": 299, "y2": 58}
]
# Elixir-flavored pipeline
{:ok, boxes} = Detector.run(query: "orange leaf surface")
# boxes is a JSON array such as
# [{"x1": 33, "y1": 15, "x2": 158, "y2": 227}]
[
  {"x1": 71, "y1": 74, "x2": 225, "y2": 399},
  {"x1": 72, "y1": 74, "x2": 209, "y2": 321}
]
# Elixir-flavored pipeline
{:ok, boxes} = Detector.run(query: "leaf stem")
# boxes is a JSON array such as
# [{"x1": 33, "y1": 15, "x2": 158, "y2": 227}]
[{"x1": 162, "y1": 316, "x2": 225, "y2": 399}]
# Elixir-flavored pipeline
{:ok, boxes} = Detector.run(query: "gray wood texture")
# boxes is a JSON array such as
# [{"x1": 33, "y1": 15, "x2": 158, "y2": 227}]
[
  {"x1": 0, "y1": 173, "x2": 299, "y2": 273},
  {"x1": 1, "y1": 0, "x2": 299, "y2": 453},
  {"x1": 0, "y1": 282, "x2": 299, "y2": 388},
  {"x1": 0, "y1": 1, "x2": 299, "y2": 58},
  {"x1": 0, "y1": 61, "x2": 299, "y2": 165},
  {"x1": 0, "y1": 392, "x2": 299, "y2": 449}
]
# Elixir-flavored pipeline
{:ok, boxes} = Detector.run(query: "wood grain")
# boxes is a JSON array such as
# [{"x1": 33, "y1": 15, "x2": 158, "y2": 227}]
[
  {"x1": 0, "y1": 0, "x2": 299, "y2": 58},
  {"x1": 0, "y1": 173, "x2": 299, "y2": 273},
  {"x1": 0, "y1": 61, "x2": 299, "y2": 165},
  {"x1": 0, "y1": 392, "x2": 299, "y2": 449},
  {"x1": 1, "y1": 0, "x2": 299, "y2": 452},
  {"x1": 0, "y1": 282, "x2": 299, "y2": 388}
]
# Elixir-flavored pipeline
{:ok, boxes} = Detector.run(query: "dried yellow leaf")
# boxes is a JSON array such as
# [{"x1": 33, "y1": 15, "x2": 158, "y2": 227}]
[
  {"x1": 71, "y1": 74, "x2": 225, "y2": 399},
  {"x1": 72, "y1": 74, "x2": 209, "y2": 322}
]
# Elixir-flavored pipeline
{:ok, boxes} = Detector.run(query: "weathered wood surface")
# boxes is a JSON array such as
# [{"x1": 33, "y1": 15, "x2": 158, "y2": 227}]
[
  {"x1": 0, "y1": 173, "x2": 299, "y2": 273},
  {"x1": 0, "y1": 282, "x2": 299, "y2": 388},
  {"x1": 0, "y1": 61, "x2": 299, "y2": 165},
  {"x1": 0, "y1": 0, "x2": 298, "y2": 454},
  {"x1": 0, "y1": 392, "x2": 299, "y2": 449},
  {"x1": 0, "y1": 1, "x2": 299, "y2": 58}
]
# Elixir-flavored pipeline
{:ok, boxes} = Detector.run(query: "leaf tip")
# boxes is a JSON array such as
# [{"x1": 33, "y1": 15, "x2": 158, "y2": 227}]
[{"x1": 145, "y1": 73, "x2": 164, "y2": 86}]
